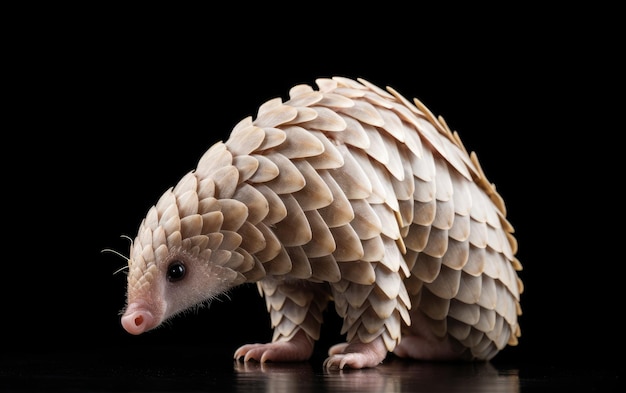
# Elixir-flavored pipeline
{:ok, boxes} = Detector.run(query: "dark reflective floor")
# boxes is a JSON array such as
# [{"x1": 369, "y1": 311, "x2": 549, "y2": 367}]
[
  {"x1": 233, "y1": 360, "x2": 520, "y2": 392},
  {"x1": 1, "y1": 346, "x2": 622, "y2": 392}
]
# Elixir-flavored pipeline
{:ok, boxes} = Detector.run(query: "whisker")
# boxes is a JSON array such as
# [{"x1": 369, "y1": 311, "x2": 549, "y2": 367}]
[
  {"x1": 101, "y1": 248, "x2": 130, "y2": 261},
  {"x1": 103, "y1": 235, "x2": 134, "y2": 276},
  {"x1": 102, "y1": 234, "x2": 135, "y2": 261},
  {"x1": 112, "y1": 265, "x2": 129, "y2": 275},
  {"x1": 120, "y1": 234, "x2": 134, "y2": 246}
]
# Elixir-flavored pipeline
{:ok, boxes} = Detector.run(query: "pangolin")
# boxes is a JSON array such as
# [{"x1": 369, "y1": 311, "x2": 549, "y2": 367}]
[{"x1": 119, "y1": 76, "x2": 523, "y2": 370}]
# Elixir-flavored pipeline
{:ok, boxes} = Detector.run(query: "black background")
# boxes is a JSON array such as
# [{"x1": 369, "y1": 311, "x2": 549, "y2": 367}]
[{"x1": 3, "y1": 4, "x2": 623, "y2": 380}]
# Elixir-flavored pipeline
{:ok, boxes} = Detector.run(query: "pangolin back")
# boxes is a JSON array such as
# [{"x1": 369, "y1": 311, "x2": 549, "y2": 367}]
[{"x1": 125, "y1": 76, "x2": 523, "y2": 364}]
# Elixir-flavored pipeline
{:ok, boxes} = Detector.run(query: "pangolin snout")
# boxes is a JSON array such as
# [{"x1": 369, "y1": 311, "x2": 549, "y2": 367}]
[{"x1": 121, "y1": 300, "x2": 158, "y2": 335}]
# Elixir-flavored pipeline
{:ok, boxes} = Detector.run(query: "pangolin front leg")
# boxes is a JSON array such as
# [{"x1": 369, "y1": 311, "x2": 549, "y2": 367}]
[
  {"x1": 234, "y1": 278, "x2": 330, "y2": 363},
  {"x1": 234, "y1": 329, "x2": 315, "y2": 363}
]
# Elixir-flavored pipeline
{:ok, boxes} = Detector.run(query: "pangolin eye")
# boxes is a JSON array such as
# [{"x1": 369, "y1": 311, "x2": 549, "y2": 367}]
[{"x1": 166, "y1": 261, "x2": 186, "y2": 282}]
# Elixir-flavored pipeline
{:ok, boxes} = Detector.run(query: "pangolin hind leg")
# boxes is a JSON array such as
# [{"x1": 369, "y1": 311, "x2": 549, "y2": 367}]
[
  {"x1": 393, "y1": 309, "x2": 470, "y2": 361},
  {"x1": 234, "y1": 278, "x2": 330, "y2": 363},
  {"x1": 324, "y1": 262, "x2": 411, "y2": 370},
  {"x1": 324, "y1": 337, "x2": 389, "y2": 370}
]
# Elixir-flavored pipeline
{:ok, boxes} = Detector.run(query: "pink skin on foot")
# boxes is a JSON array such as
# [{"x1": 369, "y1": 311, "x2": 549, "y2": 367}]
[
  {"x1": 234, "y1": 329, "x2": 314, "y2": 363},
  {"x1": 323, "y1": 337, "x2": 388, "y2": 370}
]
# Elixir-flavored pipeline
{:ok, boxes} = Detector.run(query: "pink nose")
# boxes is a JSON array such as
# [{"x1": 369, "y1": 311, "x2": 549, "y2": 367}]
[{"x1": 121, "y1": 302, "x2": 157, "y2": 335}]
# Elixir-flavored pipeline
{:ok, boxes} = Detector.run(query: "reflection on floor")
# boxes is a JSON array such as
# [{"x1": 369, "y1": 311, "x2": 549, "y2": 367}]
[{"x1": 0, "y1": 347, "x2": 621, "y2": 392}]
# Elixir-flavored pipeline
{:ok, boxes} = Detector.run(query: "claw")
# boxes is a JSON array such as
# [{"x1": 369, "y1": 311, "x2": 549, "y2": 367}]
[
  {"x1": 323, "y1": 337, "x2": 388, "y2": 370},
  {"x1": 233, "y1": 330, "x2": 314, "y2": 363}
]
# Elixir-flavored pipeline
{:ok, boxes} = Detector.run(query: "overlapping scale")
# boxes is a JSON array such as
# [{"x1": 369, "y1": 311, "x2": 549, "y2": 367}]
[{"x1": 128, "y1": 76, "x2": 522, "y2": 362}]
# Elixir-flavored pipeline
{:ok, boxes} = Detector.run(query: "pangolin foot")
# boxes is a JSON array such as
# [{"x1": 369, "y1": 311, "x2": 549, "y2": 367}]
[
  {"x1": 234, "y1": 330, "x2": 314, "y2": 363},
  {"x1": 324, "y1": 337, "x2": 388, "y2": 370}
]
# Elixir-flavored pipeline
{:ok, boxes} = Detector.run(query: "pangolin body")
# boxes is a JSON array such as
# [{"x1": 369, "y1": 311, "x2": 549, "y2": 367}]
[{"x1": 120, "y1": 76, "x2": 523, "y2": 370}]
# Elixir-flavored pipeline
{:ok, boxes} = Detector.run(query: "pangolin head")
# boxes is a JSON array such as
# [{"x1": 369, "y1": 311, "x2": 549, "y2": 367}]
[{"x1": 121, "y1": 143, "x2": 264, "y2": 335}]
